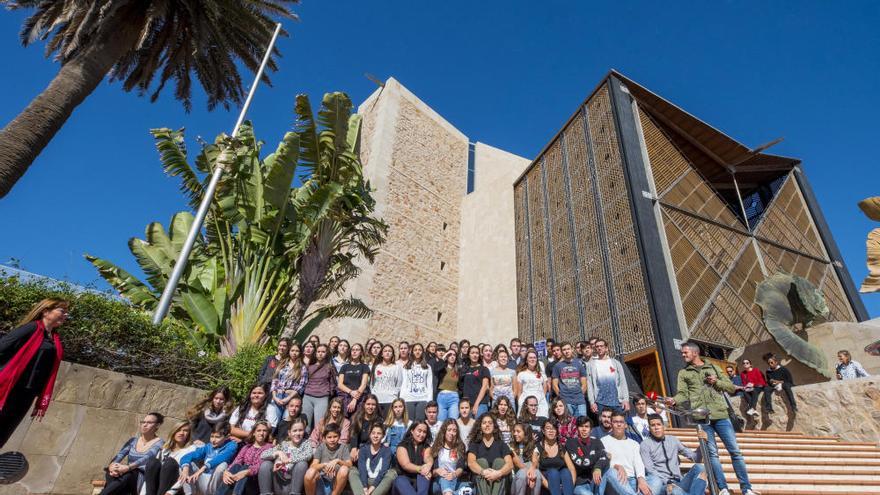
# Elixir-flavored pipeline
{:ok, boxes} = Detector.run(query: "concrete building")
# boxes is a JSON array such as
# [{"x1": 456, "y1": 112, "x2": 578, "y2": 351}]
[{"x1": 315, "y1": 78, "x2": 530, "y2": 345}]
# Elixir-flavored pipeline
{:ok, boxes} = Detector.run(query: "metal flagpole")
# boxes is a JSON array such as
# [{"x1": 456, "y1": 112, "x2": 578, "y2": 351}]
[{"x1": 152, "y1": 23, "x2": 282, "y2": 326}]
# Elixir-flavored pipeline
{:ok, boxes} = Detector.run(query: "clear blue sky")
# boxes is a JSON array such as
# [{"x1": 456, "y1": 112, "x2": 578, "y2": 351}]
[{"x1": 1, "y1": 1, "x2": 879, "y2": 316}]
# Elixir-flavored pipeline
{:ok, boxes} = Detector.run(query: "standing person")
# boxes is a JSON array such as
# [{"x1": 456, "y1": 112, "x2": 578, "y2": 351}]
[
  {"x1": 536, "y1": 420, "x2": 576, "y2": 495},
  {"x1": 427, "y1": 420, "x2": 466, "y2": 495},
  {"x1": 455, "y1": 399, "x2": 475, "y2": 444},
  {"x1": 99, "y1": 413, "x2": 165, "y2": 495},
  {"x1": 552, "y1": 342, "x2": 589, "y2": 418},
  {"x1": 739, "y1": 358, "x2": 770, "y2": 418},
  {"x1": 178, "y1": 423, "x2": 238, "y2": 495},
  {"x1": 763, "y1": 353, "x2": 798, "y2": 413},
  {"x1": 258, "y1": 417, "x2": 313, "y2": 495},
  {"x1": 348, "y1": 423, "x2": 397, "y2": 495},
  {"x1": 668, "y1": 342, "x2": 757, "y2": 495},
  {"x1": 467, "y1": 413, "x2": 514, "y2": 495},
  {"x1": 424, "y1": 402, "x2": 442, "y2": 441},
  {"x1": 303, "y1": 344, "x2": 337, "y2": 429},
  {"x1": 490, "y1": 349, "x2": 516, "y2": 410},
  {"x1": 599, "y1": 412, "x2": 651, "y2": 495},
  {"x1": 217, "y1": 422, "x2": 273, "y2": 495},
  {"x1": 434, "y1": 350, "x2": 460, "y2": 420},
  {"x1": 187, "y1": 387, "x2": 234, "y2": 445},
  {"x1": 640, "y1": 414, "x2": 707, "y2": 495},
  {"x1": 383, "y1": 398, "x2": 411, "y2": 451},
  {"x1": 565, "y1": 416, "x2": 607, "y2": 495},
  {"x1": 143, "y1": 422, "x2": 194, "y2": 495},
  {"x1": 337, "y1": 343, "x2": 371, "y2": 417},
  {"x1": 549, "y1": 398, "x2": 578, "y2": 445},
  {"x1": 490, "y1": 396, "x2": 517, "y2": 445},
  {"x1": 332, "y1": 339, "x2": 350, "y2": 373},
  {"x1": 304, "y1": 423, "x2": 351, "y2": 495},
  {"x1": 401, "y1": 343, "x2": 434, "y2": 421},
  {"x1": 0, "y1": 298, "x2": 68, "y2": 447},
  {"x1": 460, "y1": 346, "x2": 492, "y2": 417},
  {"x1": 309, "y1": 397, "x2": 351, "y2": 448},
  {"x1": 371, "y1": 345, "x2": 402, "y2": 418},
  {"x1": 229, "y1": 384, "x2": 278, "y2": 440},
  {"x1": 836, "y1": 350, "x2": 870, "y2": 380},
  {"x1": 509, "y1": 339, "x2": 524, "y2": 370},
  {"x1": 303, "y1": 342, "x2": 316, "y2": 366},
  {"x1": 587, "y1": 339, "x2": 629, "y2": 415},
  {"x1": 367, "y1": 341, "x2": 383, "y2": 366},
  {"x1": 327, "y1": 336, "x2": 339, "y2": 355},
  {"x1": 397, "y1": 341, "x2": 411, "y2": 366},
  {"x1": 514, "y1": 350, "x2": 549, "y2": 418},
  {"x1": 481, "y1": 344, "x2": 497, "y2": 369},
  {"x1": 425, "y1": 342, "x2": 439, "y2": 367},
  {"x1": 271, "y1": 345, "x2": 309, "y2": 421},
  {"x1": 258, "y1": 338, "x2": 291, "y2": 387},
  {"x1": 458, "y1": 340, "x2": 471, "y2": 364},
  {"x1": 349, "y1": 394, "x2": 382, "y2": 463},
  {"x1": 392, "y1": 421, "x2": 433, "y2": 495},
  {"x1": 510, "y1": 422, "x2": 542, "y2": 495}
]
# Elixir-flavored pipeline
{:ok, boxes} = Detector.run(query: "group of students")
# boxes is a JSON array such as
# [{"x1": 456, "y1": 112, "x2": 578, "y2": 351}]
[{"x1": 96, "y1": 335, "x2": 736, "y2": 495}]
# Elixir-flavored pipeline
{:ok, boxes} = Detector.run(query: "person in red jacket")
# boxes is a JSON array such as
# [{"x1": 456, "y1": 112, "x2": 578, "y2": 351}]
[{"x1": 738, "y1": 358, "x2": 770, "y2": 418}]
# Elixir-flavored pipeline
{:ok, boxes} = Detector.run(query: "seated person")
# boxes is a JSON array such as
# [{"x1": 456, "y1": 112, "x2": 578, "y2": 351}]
[
  {"x1": 518, "y1": 396, "x2": 547, "y2": 442},
  {"x1": 599, "y1": 412, "x2": 651, "y2": 495},
  {"x1": 258, "y1": 417, "x2": 313, "y2": 495},
  {"x1": 100, "y1": 412, "x2": 165, "y2": 495},
  {"x1": 565, "y1": 416, "x2": 607, "y2": 495},
  {"x1": 304, "y1": 423, "x2": 351, "y2": 495},
  {"x1": 178, "y1": 423, "x2": 238, "y2": 495},
  {"x1": 592, "y1": 407, "x2": 640, "y2": 442},
  {"x1": 536, "y1": 419, "x2": 576, "y2": 495},
  {"x1": 309, "y1": 398, "x2": 351, "y2": 448},
  {"x1": 144, "y1": 421, "x2": 195, "y2": 495},
  {"x1": 510, "y1": 422, "x2": 542, "y2": 495},
  {"x1": 467, "y1": 413, "x2": 514, "y2": 495},
  {"x1": 216, "y1": 421, "x2": 273, "y2": 495},
  {"x1": 640, "y1": 414, "x2": 706, "y2": 495},
  {"x1": 348, "y1": 423, "x2": 397, "y2": 495},
  {"x1": 427, "y1": 420, "x2": 467, "y2": 495},
  {"x1": 392, "y1": 421, "x2": 433, "y2": 495},
  {"x1": 274, "y1": 395, "x2": 310, "y2": 440},
  {"x1": 763, "y1": 353, "x2": 798, "y2": 413}
]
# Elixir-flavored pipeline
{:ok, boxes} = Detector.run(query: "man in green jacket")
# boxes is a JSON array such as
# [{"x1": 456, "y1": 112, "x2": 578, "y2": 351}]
[{"x1": 667, "y1": 341, "x2": 757, "y2": 495}]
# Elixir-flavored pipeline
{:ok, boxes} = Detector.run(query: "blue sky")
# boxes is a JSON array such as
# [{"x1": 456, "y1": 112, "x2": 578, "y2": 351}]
[{"x1": 1, "y1": 1, "x2": 879, "y2": 316}]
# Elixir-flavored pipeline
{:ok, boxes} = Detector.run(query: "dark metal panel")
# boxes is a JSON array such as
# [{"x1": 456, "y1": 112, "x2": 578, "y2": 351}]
[
  {"x1": 522, "y1": 176, "x2": 537, "y2": 341},
  {"x1": 608, "y1": 75, "x2": 686, "y2": 394},
  {"x1": 793, "y1": 166, "x2": 869, "y2": 321}
]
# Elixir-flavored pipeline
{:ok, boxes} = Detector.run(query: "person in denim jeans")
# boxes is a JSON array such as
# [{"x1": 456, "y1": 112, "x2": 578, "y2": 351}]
[
  {"x1": 427, "y1": 420, "x2": 466, "y2": 495},
  {"x1": 435, "y1": 351, "x2": 461, "y2": 420},
  {"x1": 640, "y1": 415, "x2": 706, "y2": 495},
  {"x1": 667, "y1": 342, "x2": 758, "y2": 495},
  {"x1": 551, "y1": 343, "x2": 589, "y2": 418}
]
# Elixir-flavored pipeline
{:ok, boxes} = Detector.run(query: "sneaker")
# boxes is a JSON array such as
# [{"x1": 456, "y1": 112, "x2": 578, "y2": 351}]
[
  {"x1": 743, "y1": 490, "x2": 761, "y2": 495},
  {"x1": 718, "y1": 489, "x2": 731, "y2": 495},
  {"x1": 746, "y1": 408, "x2": 758, "y2": 417}
]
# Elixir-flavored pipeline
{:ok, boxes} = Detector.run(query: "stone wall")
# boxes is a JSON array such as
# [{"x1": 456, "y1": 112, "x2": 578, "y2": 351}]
[
  {"x1": 730, "y1": 376, "x2": 880, "y2": 442},
  {"x1": 0, "y1": 362, "x2": 204, "y2": 495}
]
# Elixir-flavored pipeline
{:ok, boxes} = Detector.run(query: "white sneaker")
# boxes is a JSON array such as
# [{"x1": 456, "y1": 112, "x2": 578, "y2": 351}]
[
  {"x1": 742, "y1": 490, "x2": 761, "y2": 495},
  {"x1": 746, "y1": 408, "x2": 757, "y2": 417},
  {"x1": 717, "y1": 489, "x2": 730, "y2": 495}
]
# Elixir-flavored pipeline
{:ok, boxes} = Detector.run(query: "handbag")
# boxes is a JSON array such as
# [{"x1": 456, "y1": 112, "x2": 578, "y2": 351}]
[{"x1": 722, "y1": 391, "x2": 746, "y2": 432}]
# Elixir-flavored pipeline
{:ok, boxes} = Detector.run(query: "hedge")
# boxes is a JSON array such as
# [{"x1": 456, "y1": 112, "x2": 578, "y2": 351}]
[{"x1": 0, "y1": 275, "x2": 267, "y2": 400}]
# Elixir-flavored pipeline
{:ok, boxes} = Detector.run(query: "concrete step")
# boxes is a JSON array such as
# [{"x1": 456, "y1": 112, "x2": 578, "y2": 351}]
[
  {"x1": 673, "y1": 434, "x2": 873, "y2": 446},
  {"x1": 681, "y1": 461, "x2": 880, "y2": 475},
  {"x1": 680, "y1": 441, "x2": 880, "y2": 453},
  {"x1": 745, "y1": 483, "x2": 880, "y2": 494},
  {"x1": 706, "y1": 455, "x2": 880, "y2": 466}
]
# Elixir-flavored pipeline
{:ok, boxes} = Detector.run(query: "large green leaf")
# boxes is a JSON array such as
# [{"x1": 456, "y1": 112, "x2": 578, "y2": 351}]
[
  {"x1": 84, "y1": 255, "x2": 159, "y2": 308},
  {"x1": 151, "y1": 128, "x2": 204, "y2": 211},
  {"x1": 180, "y1": 291, "x2": 221, "y2": 336}
]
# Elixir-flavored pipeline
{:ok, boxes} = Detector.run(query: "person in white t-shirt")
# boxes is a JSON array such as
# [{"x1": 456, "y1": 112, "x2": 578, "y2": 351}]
[
  {"x1": 600, "y1": 411, "x2": 651, "y2": 495},
  {"x1": 587, "y1": 339, "x2": 630, "y2": 414}
]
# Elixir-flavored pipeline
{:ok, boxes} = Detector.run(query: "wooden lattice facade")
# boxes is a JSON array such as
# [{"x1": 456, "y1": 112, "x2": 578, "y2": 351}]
[{"x1": 513, "y1": 72, "x2": 868, "y2": 389}]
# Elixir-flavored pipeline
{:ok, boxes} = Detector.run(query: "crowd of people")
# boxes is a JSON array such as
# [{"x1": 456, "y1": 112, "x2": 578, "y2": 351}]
[
  {"x1": 0, "y1": 299, "x2": 872, "y2": 495},
  {"x1": 95, "y1": 336, "x2": 765, "y2": 495}
]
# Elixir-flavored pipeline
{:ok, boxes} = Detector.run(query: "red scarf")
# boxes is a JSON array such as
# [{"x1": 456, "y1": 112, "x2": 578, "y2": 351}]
[{"x1": 0, "y1": 320, "x2": 64, "y2": 418}]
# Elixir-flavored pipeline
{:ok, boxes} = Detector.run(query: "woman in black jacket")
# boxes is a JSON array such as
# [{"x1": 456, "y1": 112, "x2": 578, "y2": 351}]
[{"x1": 0, "y1": 298, "x2": 69, "y2": 448}]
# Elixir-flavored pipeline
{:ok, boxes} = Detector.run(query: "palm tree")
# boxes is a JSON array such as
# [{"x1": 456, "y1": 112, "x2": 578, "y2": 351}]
[{"x1": 0, "y1": 0, "x2": 297, "y2": 198}]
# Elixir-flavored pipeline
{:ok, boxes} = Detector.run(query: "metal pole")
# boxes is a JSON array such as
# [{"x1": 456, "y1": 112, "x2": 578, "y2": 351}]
[
  {"x1": 696, "y1": 422, "x2": 719, "y2": 495},
  {"x1": 152, "y1": 23, "x2": 282, "y2": 325}
]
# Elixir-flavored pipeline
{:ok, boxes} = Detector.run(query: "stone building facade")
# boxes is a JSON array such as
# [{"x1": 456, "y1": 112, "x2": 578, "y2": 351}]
[{"x1": 315, "y1": 79, "x2": 530, "y2": 345}]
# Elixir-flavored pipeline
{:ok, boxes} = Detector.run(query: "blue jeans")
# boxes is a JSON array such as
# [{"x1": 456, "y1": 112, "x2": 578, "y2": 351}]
[
  {"x1": 567, "y1": 402, "x2": 588, "y2": 418},
  {"x1": 646, "y1": 464, "x2": 707, "y2": 495},
  {"x1": 476, "y1": 403, "x2": 489, "y2": 417},
  {"x1": 432, "y1": 477, "x2": 460, "y2": 494},
  {"x1": 437, "y1": 391, "x2": 459, "y2": 420},
  {"x1": 599, "y1": 470, "x2": 637, "y2": 495},
  {"x1": 393, "y1": 474, "x2": 430, "y2": 495},
  {"x1": 573, "y1": 482, "x2": 597, "y2": 495},
  {"x1": 543, "y1": 467, "x2": 574, "y2": 495},
  {"x1": 313, "y1": 476, "x2": 333, "y2": 495},
  {"x1": 215, "y1": 465, "x2": 254, "y2": 495},
  {"x1": 701, "y1": 419, "x2": 751, "y2": 491}
]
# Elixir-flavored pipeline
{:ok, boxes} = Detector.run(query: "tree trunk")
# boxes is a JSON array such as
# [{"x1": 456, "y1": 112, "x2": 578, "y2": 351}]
[
  {"x1": 0, "y1": 28, "x2": 138, "y2": 198},
  {"x1": 281, "y1": 238, "x2": 331, "y2": 340}
]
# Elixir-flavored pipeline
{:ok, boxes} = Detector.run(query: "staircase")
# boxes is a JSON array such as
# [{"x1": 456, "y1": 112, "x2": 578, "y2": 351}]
[{"x1": 671, "y1": 428, "x2": 880, "y2": 494}]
